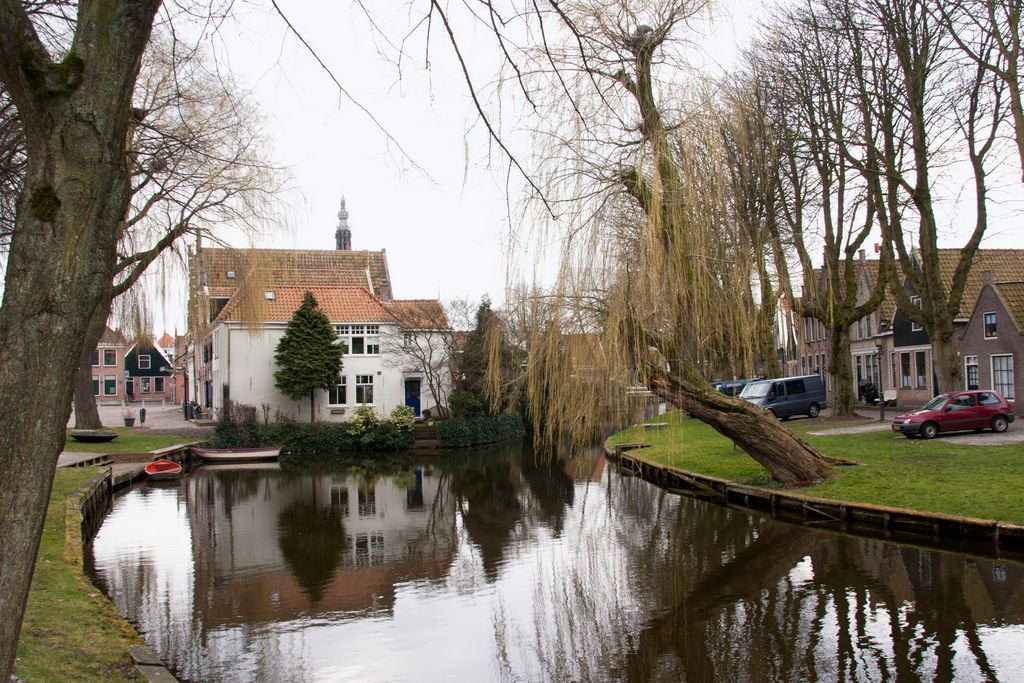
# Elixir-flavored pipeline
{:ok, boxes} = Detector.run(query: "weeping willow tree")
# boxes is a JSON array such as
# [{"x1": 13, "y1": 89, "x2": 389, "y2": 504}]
[{"x1": 483, "y1": 1, "x2": 832, "y2": 486}]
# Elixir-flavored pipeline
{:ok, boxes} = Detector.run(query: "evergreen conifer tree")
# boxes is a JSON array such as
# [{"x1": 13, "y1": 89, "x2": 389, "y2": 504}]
[{"x1": 274, "y1": 292, "x2": 345, "y2": 422}]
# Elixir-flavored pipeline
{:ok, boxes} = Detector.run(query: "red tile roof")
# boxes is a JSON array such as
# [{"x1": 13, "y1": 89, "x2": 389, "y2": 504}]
[
  {"x1": 218, "y1": 287, "x2": 389, "y2": 323},
  {"x1": 384, "y1": 299, "x2": 449, "y2": 329}
]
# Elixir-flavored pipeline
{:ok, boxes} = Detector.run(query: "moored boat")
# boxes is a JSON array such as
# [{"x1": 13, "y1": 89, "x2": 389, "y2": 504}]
[
  {"x1": 192, "y1": 446, "x2": 281, "y2": 462},
  {"x1": 144, "y1": 459, "x2": 183, "y2": 481}
]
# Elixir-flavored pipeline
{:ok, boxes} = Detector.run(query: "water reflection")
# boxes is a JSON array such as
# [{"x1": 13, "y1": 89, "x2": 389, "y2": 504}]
[{"x1": 89, "y1": 444, "x2": 1024, "y2": 682}]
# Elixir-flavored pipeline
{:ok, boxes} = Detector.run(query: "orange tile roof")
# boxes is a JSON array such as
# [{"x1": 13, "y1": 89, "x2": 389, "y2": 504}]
[
  {"x1": 384, "y1": 299, "x2": 449, "y2": 329},
  {"x1": 993, "y1": 281, "x2": 1024, "y2": 331},
  {"x1": 218, "y1": 287, "x2": 388, "y2": 323},
  {"x1": 157, "y1": 332, "x2": 174, "y2": 347}
]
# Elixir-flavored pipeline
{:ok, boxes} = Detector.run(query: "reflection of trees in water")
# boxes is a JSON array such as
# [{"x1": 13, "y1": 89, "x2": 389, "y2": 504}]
[
  {"x1": 518, "y1": 451, "x2": 574, "y2": 536},
  {"x1": 502, "y1": 471, "x2": 1024, "y2": 681},
  {"x1": 450, "y1": 456, "x2": 523, "y2": 582},
  {"x1": 277, "y1": 491, "x2": 346, "y2": 603}
]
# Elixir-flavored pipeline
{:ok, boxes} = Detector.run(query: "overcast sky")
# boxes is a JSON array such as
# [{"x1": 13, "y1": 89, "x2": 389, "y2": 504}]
[{"x1": 148, "y1": 0, "x2": 1021, "y2": 333}]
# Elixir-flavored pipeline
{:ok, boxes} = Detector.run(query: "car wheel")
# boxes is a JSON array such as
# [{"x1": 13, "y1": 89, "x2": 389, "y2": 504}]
[
  {"x1": 921, "y1": 421, "x2": 939, "y2": 439},
  {"x1": 807, "y1": 403, "x2": 820, "y2": 418},
  {"x1": 992, "y1": 415, "x2": 1009, "y2": 433}
]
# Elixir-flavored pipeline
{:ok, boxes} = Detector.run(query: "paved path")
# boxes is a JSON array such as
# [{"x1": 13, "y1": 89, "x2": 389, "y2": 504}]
[{"x1": 808, "y1": 408, "x2": 1024, "y2": 444}]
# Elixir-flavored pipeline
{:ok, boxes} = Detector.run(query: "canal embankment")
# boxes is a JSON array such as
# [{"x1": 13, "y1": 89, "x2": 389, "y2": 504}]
[{"x1": 606, "y1": 412, "x2": 1024, "y2": 560}]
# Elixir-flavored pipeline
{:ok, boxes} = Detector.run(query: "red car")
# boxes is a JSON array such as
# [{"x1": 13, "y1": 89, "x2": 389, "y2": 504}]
[{"x1": 892, "y1": 390, "x2": 1015, "y2": 439}]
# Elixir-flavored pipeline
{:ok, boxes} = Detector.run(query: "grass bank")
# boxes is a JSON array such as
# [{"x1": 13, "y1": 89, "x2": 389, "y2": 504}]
[
  {"x1": 608, "y1": 413, "x2": 1024, "y2": 525},
  {"x1": 64, "y1": 427, "x2": 188, "y2": 453},
  {"x1": 14, "y1": 468, "x2": 141, "y2": 682}
]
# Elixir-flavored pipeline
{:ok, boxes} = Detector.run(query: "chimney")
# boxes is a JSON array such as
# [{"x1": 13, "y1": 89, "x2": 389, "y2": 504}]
[
  {"x1": 859, "y1": 249, "x2": 866, "y2": 261},
  {"x1": 982, "y1": 270, "x2": 996, "y2": 286}
]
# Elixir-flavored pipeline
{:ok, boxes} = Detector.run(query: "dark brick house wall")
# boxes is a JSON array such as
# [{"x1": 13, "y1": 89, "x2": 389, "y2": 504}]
[{"x1": 959, "y1": 285, "x2": 1021, "y2": 414}]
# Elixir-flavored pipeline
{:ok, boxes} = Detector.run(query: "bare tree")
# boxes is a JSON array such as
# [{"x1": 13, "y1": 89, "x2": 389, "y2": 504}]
[
  {"x1": 383, "y1": 300, "x2": 454, "y2": 418},
  {"x1": 69, "y1": 35, "x2": 283, "y2": 428}
]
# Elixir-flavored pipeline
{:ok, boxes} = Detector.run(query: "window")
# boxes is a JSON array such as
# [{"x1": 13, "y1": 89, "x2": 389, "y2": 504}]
[
  {"x1": 978, "y1": 392, "x2": 1000, "y2": 406},
  {"x1": 964, "y1": 356, "x2": 979, "y2": 390},
  {"x1": 910, "y1": 296, "x2": 923, "y2": 332},
  {"x1": 138, "y1": 354, "x2": 151, "y2": 370},
  {"x1": 141, "y1": 377, "x2": 151, "y2": 393},
  {"x1": 92, "y1": 350, "x2": 100, "y2": 367},
  {"x1": 103, "y1": 376, "x2": 117, "y2": 396},
  {"x1": 92, "y1": 377, "x2": 99, "y2": 396},
  {"x1": 331, "y1": 486, "x2": 350, "y2": 515},
  {"x1": 403, "y1": 332, "x2": 414, "y2": 349},
  {"x1": 915, "y1": 351, "x2": 927, "y2": 390},
  {"x1": 891, "y1": 352, "x2": 897, "y2": 388},
  {"x1": 950, "y1": 394, "x2": 975, "y2": 409},
  {"x1": 103, "y1": 349, "x2": 116, "y2": 366},
  {"x1": 209, "y1": 297, "x2": 229, "y2": 321},
  {"x1": 784, "y1": 379, "x2": 806, "y2": 394},
  {"x1": 900, "y1": 352, "x2": 912, "y2": 389},
  {"x1": 358, "y1": 486, "x2": 376, "y2": 516},
  {"x1": 329, "y1": 375, "x2": 347, "y2": 405},
  {"x1": 154, "y1": 377, "x2": 164, "y2": 393},
  {"x1": 356, "y1": 375, "x2": 374, "y2": 404},
  {"x1": 984, "y1": 312, "x2": 997, "y2": 339},
  {"x1": 336, "y1": 324, "x2": 381, "y2": 355},
  {"x1": 992, "y1": 355, "x2": 1014, "y2": 399}
]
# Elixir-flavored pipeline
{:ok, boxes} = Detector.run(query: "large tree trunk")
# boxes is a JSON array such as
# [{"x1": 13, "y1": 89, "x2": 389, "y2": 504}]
[
  {"x1": 651, "y1": 369, "x2": 832, "y2": 487},
  {"x1": 0, "y1": 3, "x2": 161, "y2": 679},
  {"x1": 931, "y1": 325, "x2": 961, "y2": 395},
  {"x1": 73, "y1": 303, "x2": 113, "y2": 429},
  {"x1": 829, "y1": 326, "x2": 855, "y2": 417}
]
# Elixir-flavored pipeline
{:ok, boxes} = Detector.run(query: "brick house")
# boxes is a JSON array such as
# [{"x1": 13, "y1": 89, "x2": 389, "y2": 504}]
[
  {"x1": 91, "y1": 326, "x2": 128, "y2": 403},
  {"x1": 958, "y1": 277, "x2": 1023, "y2": 414},
  {"x1": 124, "y1": 339, "x2": 176, "y2": 402}
]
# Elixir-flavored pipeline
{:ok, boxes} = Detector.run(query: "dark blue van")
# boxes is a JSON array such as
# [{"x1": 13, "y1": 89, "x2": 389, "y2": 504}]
[{"x1": 739, "y1": 375, "x2": 827, "y2": 419}]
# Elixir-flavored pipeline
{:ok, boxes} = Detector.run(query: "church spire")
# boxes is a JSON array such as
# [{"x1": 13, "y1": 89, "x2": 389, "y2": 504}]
[{"x1": 335, "y1": 196, "x2": 352, "y2": 250}]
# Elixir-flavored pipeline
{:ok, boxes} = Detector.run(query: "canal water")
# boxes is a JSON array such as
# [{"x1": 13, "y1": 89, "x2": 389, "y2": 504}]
[{"x1": 88, "y1": 443, "x2": 1024, "y2": 682}]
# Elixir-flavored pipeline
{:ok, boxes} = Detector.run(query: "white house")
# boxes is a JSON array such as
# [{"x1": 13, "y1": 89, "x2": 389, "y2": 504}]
[{"x1": 188, "y1": 201, "x2": 451, "y2": 421}]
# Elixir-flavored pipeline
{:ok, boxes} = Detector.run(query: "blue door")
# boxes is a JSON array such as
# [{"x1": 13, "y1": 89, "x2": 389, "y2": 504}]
[{"x1": 405, "y1": 379, "x2": 421, "y2": 416}]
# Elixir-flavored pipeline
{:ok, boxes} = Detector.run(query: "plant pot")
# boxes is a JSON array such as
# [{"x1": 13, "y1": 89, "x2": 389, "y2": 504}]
[{"x1": 123, "y1": 417, "x2": 136, "y2": 427}]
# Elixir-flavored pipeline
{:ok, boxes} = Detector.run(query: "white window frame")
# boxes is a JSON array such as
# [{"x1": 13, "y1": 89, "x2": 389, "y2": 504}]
[
  {"x1": 141, "y1": 377, "x2": 151, "y2": 393},
  {"x1": 964, "y1": 355, "x2": 979, "y2": 390},
  {"x1": 991, "y1": 354, "x2": 1014, "y2": 399},
  {"x1": 910, "y1": 296, "x2": 923, "y2": 332},
  {"x1": 92, "y1": 377, "x2": 100, "y2": 396},
  {"x1": 983, "y1": 311, "x2": 997, "y2": 339},
  {"x1": 355, "y1": 374, "x2": 374, "y2": 405},
  {"x1": 92, "y1": 350, "x2": 100, "y2": 367},
  {"x1": 328, "y1": 375, "x2": 348, "y2": 406},
  {"x1": 103, "y1": 349, "x2": 117, "y2": 366},
  {"x1": 103, "y1": 375, "x2": 117, "y2": 396},
  {"x1": 138, "y1": 354, "x2": 151, "y2": 370},
  {"x1": 336, "y1": 324, "x2": 381, "y2": 356}
]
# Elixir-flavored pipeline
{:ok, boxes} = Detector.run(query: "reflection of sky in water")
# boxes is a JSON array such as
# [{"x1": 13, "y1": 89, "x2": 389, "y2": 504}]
[{"x1": 90, "y1": 454, "x2": 1024, "y2": 682}]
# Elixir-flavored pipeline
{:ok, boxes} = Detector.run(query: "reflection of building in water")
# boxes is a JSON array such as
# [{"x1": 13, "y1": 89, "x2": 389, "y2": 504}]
[{"x1": 185, "y1": 465, "x2": 456, "y2": 629}]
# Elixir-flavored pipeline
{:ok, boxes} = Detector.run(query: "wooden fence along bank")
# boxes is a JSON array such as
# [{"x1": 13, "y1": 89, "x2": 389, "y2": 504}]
[{"x1": 606, "y1": 442, "x2": 1024, "y2": 564}]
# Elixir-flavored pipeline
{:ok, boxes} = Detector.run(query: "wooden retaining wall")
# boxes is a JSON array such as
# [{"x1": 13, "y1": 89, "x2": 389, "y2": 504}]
[
  {"x1": 65, "y1": 468, "x2": 180, "y2": 682},
  {"x1": 606, "y1": 443, "x2": 1024, "y2": 564}
]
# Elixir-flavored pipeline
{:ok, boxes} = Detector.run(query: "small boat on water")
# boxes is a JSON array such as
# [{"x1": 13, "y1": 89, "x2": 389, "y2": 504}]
[
  {"x1": 144, "y1": 459, "x2": 183, "y2": 481},
  {"x1": 192, "y1": 446, "x2": 281, "y2": 463}
]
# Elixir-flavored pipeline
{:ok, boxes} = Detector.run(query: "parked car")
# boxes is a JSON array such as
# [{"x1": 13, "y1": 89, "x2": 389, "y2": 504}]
[
  {"x1": 738, "y1": 375, "x2": 827, "y2": 420},
  {"x1": 712, "y1": 378, "x2": 760, "y2": 397},
  {"x1": 891, "y1": 390, "x2": 1015, "y2": 439}
]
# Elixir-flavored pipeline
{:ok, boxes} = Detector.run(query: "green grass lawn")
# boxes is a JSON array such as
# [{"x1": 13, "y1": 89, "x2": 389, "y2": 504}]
[
  {"x1": 64, "y1": 427, "x2": 192, "y2": 453},
  {"x1": 608, "y1": 412, "x2": 1024, "y2": 524},
  {"x1": 14, "y1": 468, "x2": 141, "y2": 681}
]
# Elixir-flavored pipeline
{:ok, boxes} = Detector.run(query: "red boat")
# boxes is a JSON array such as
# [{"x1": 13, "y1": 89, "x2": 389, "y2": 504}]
[{"x1": 144, "y1": 459, "x2": 183, "y2": 480}]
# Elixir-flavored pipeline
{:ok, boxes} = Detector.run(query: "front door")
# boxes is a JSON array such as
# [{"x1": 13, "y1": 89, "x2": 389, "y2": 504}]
[{"x1": 405, "y1": 379, "x2": 422, "y2": 417}]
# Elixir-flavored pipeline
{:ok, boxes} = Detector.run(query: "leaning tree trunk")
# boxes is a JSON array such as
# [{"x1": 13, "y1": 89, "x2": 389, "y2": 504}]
[
  {"x1": 0, "y1": 3, "x2": 161, "y2": 679},
  {"x1": 73, "y1": 302, "x2": 113, "y2": 429},
  {"x1": 651, "y1": 369, "x2": 832, "y2": 486}
]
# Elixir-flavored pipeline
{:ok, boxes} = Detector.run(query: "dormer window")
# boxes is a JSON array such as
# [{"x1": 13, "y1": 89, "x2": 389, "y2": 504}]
[
  {"x1": 910, "y1": 296, "x2": 923, "y2": 332},
  {"x1": 265, "y1": 291, "x2": 276, "y2": 300},
  {"x1": 209, "y1": 297, "x2": 229, "y2": 322},
  {"x1": 226, "y1": 270, "x2": 236, "y2": 279}
]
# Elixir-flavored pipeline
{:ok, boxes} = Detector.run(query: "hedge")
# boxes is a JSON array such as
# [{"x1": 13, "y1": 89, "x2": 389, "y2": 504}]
[
  {"x1": 436, "y1": 413, "x2": 525, "y2": 448},
  {"x1": 211, "y1": 405, "x2": 414, "y2": 454}
]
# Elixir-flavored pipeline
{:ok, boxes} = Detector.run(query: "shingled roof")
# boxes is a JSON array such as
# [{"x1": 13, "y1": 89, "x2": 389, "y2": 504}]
[
  {"x1": 194, "y1": 247, "x2": 392, "y2": 300},
  {"x1": 384, "y1": 299, "x2": 449, "y2": 329},
  {"x1": 992, "y1": 281, "x2": 1024, "y2": 332},
  {"x1": 939, "y1": 249, "x2": 1024, "y2": 318}
]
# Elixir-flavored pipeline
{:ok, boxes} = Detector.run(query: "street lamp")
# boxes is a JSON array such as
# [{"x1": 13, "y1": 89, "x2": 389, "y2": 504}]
[{"x1": 876, "y1": 342, "x2": 886, "y2": 421}]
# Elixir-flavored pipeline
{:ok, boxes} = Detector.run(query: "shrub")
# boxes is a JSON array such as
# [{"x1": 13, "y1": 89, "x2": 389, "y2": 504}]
[
  {"x1": 436, "y1": 413, "x2": 525, "y2": 447},
  {"x1": 448, "y1": 390, "x2": 484, "y2": 419},
  {"x1": 211, "y1": 403, "x2": 414, "y2": 454},
  {"x1": 389, "y1": 405, "x2": 415, "y2": 431}
]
